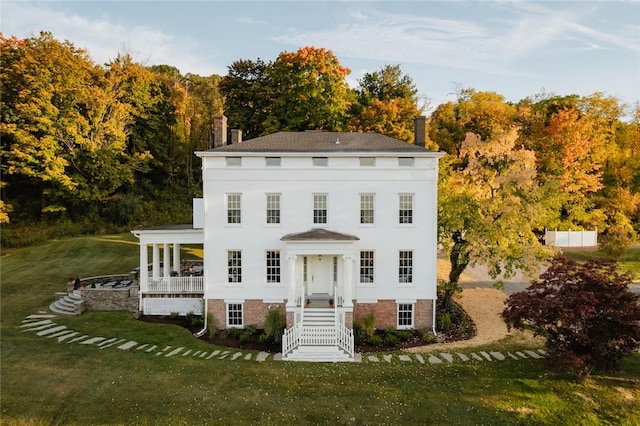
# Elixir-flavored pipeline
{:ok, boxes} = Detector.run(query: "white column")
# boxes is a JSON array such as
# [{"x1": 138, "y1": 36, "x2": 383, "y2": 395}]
[
  {"x1": 173, "y1": 243, "x2": 181, "y2": 274},
  {"x1": 152, "y1": 244, "x2": 160, "y2": 280},
  {"x1": 163, "y1": 243, "x2": 170, "y2": 279},
  {"x1": 343, "y1": 255, "x2": 354, "y2": 307},
  {"x1": 286, "y1": 255, "x2": 297, "y2": 307},
  {"x1": 139, "y1": 241, "x2": 148, "y2": 292}
]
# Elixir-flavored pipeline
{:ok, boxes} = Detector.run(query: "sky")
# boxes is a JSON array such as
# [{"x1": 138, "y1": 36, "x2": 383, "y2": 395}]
[{"x1": 2, "y1": 0, "x2": 639, "y2": 113}]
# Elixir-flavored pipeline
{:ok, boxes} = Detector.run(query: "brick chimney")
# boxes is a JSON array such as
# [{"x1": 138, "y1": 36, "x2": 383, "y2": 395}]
[
  {"x1": 231, "y1": 129, "x2": 243, "y2": 144},
  {"x1": 414, "y1": 116, "x2": 426, "y2": 148},
  {"x1": 213, "y1": 115, "x2": 228, "y2": 147}
]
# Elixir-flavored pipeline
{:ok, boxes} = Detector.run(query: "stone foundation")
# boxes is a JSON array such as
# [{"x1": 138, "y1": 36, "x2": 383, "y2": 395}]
[{"x1": 80, "y1": 287, "x2": 139, "y2": 312}]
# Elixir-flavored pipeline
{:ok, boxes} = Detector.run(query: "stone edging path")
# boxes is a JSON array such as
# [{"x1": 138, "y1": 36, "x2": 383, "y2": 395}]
[{"x1": 21, "y1": 313, "x2": 547, "y2": 365}]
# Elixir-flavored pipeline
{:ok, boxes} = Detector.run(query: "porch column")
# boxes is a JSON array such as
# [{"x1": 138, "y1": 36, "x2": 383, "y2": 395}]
[
  {"x1": 173, "y1": 243, "x2": 181, "y2": 274},
  {"x1": 286, "y1": 255, "x2": 297, "y2": 307},
  {"x1": 163, "y1": 243, "x2": 170, "y2": 279},
  {"x1": 152, "y1": 244, "x2": 160, "y2": 280},
  {"x1": 343, "y1": 255, "x2": 354, "y2": 307},
  {"x1": 139, "y1": 242, "x2": 148, "y2": 292}
]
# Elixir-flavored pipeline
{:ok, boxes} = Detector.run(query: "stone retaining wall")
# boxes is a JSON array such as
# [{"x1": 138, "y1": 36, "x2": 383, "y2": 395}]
[{"x1": 80, "y1": 287, "x2": 139, "y2": 312}]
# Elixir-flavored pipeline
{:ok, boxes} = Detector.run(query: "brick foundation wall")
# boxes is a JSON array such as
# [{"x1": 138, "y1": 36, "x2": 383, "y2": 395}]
[
  {"x1": 206, "y1": 299, "x2": 285, "y2": 329},
  {"x1": 353, "y1": 299, "x2": 434, "y2": 330}
]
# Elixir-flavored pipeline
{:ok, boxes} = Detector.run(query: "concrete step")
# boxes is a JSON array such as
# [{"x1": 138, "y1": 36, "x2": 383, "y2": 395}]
[
  {"x1": 285, "y1": 345, "x2": 353, "y2": 362},
  {"x1": 302, "y1": 308, "x2": 336, "y2": 327},
  {"x1": 49, "y1": 293, "x2": 85, "y2": 316}
]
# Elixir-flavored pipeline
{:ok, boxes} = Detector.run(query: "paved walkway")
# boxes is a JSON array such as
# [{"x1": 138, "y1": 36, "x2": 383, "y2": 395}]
[{"x1": 20, "y1": 313, "x2": 547, "y2": 364}]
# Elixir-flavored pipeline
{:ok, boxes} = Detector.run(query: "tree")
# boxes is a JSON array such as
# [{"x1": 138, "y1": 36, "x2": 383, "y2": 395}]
[
  {"x1": 349, "y1": 65, "x2": 430, "y2": 145},
  {"x1": 438, "y1": 128, "x2": 553, "y2": 306},
  {"x1": 263, "y1": 46, "x2": 353, "y2": 133},
  {"x1": 219, "y1": 58, "x2": 270, "y2": 139},
  {"x1": 502, "y1": 256, "x2": 640, "y2": 380}
]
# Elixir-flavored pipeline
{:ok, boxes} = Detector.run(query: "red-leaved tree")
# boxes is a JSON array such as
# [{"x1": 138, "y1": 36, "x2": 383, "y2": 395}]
[{"x1": 502, "y1": 256, "x2": 640, "y2": 380}]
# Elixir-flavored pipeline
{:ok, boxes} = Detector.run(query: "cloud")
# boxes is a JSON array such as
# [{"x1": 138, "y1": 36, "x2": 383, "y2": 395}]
[
  {"x1": 273, "y1": 2, "x2": 640, "y2": 76},
  {"x1": 2, "y1": 2, "x2": 225, "y2": 76}
]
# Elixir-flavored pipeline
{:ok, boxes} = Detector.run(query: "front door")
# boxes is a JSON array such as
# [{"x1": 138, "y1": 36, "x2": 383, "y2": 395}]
[{"x1": 308, "y1": 256, "x2": 333, "y2": 295}]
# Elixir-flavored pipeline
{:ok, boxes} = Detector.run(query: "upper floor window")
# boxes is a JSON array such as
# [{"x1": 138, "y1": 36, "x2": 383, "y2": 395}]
[
  {"x1": 266, "y1": 193, "x2": 281, "y2": 224},
  {"x1": 360, "y1": 193, "x2": 375, "y2": 224},
  {"x1": 266, "y1": 157, "x2": 281, "y2": 166},
  {"x1": 399, "y1": 194, "x2": 413, "y2": 224},
  {"x1": 398, "y1": 157, "x2": 414, "y2": 167},
  {"x1": 398, "y1": 250, "x2": 413, "y2": 283},
  {"x1": 313, "y1": 194, "x2": 328, "y2": 224},
  {"x1": 266, "y1": 250, "x2": 281, "y2": 284},
  {"x1": 312, "y1": 157, "x2": 328, "y2": 167},
  {"x1": 226, "y1": 157, "x2": 242, "y2": 166},
  {"x1": 359, "y1": 157, "x2": 376, "y2": 167},
  {"x1": 228, "y1": 250, "x2": 242, "y2": 284},
  {"x1": 227, "y1": 193, "x2": 241, "y2": 224},
  {"x1": 360, "y1": 250, "x2": 374, "y2": 284}
]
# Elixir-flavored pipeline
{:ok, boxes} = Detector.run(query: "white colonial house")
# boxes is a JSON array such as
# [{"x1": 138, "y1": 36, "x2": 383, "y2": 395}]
[{"x1": 132, "y1": 115, "x2": 443, "y2": 361}]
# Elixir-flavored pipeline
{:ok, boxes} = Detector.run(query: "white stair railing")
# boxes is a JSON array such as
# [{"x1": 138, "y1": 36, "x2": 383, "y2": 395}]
[{"x1": 282, "y1": 323, "x2": 302, "y2": 357}]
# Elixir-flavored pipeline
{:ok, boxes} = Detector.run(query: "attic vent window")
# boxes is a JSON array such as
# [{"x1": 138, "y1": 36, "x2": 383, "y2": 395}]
[
  {"x1": 312, "y1": 157, "x2": 328, "y2": 167},
  {"x1": 226, "y1": 157, "x2": 242, "y2": 166},
  {"x1": 266, "y1": 157, "x2": 281, "y2": 167},
  {"x1": 359, "y1": 157, "x2": 376, "y2": 167},
  {"x1": 398, "y1": 157, "x2": 414, "y2": 167}
]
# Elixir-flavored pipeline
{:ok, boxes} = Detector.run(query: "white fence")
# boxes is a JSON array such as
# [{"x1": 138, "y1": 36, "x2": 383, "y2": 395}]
[{"x1": 545, "y1": 229, "x2": 598, "y2": 247}]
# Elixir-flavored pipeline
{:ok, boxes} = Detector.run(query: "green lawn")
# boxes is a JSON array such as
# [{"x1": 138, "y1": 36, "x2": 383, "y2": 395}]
[
  {"x1": 562, "y1": 246, "x2": 640, "y2": 280},
  {"x1": 2, "y1": 235, "x2": 639, "y2": 425}
]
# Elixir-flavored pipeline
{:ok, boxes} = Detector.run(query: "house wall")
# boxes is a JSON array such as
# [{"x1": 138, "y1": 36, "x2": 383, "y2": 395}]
[
  {"x1": 353, "y1": 299, "x2": 434, "y2": 330},
  {"x1": 199, "y1": 154, "x2": 440, "y2": 306}
]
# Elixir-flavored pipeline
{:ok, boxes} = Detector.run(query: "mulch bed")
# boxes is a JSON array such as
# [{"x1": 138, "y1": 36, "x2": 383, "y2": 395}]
[{"x1": 138, "y1": 307, "x2": 476, "y2": 354}]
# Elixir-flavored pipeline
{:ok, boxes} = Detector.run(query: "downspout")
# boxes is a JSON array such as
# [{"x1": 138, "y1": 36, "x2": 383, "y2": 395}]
[
  {"x1": 194, "y1": 296, "x2": 208, "y2": 338},
  {"x1": 432, "y1": 298, "x2": 437, "y2": 336}
]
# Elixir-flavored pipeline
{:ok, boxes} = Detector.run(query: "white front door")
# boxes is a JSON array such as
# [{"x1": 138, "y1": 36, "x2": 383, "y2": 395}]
[{"x1": 308, "y1": 256, "x2": 333, "y2": 295}]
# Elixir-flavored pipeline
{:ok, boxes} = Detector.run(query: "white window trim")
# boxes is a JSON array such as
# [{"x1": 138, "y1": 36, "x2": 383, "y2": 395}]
[
  {"x1": 226, "y1": 302, "x2": 244, "y2": 328},
  {"x1": 265, "y1": 193, "x2": 281, "y2": 226},
  {"x1": 359, "y1": 193, "x2": 375, "y2": 226},
  {"x1": 226, "y1": 193, "x2": 242, "y2": 226},
  {"x1": 397, "y1": 303, "x2": 415, "y2": 329},
  {"x1": 398, "y1": 193, "x2": 414, "y2": 226},
  {"x1": 265, "y1": 249, "x2": 282, "y2": 286},
  {"x1": 227, "y1": 250, "x2": 242, "y2": 286},
  {"x1": 398, "y1": 250, "x2": 413, "y2": 285},
  {"x1": 313, "y1": 193, "x2": 329, "y2": 226},
  {"x1": 358, "y1": 250, "x2": 375, "y2": 287}
]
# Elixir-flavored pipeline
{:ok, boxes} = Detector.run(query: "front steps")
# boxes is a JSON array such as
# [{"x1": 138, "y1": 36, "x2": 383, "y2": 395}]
[
  {"x1": 283, "y1": 308, "x2": 355, "y2": 362},
  {"x1": 302, "y1": 308, "x2": 335, "y2": 327},
  {"x1": 49, "y1": 291, "x2": 85, "y2": 316},
  {"x1": 284, "y1": 344, "x2": 353, "y2": 362}
]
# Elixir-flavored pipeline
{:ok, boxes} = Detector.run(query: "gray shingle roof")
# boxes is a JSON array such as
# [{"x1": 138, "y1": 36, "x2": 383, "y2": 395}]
[
  {"x1": 209, "y1": 131, "x2": 429, "y2": 153},
  {"x1": 281, "y1": 228, "x2": 360, "y2": 241}
]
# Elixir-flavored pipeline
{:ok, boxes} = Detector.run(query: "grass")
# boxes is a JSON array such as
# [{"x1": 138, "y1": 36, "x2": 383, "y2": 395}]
[
  {"x1": 2, "y1": 235, "x2": 640, "y2": 424},
  {"x1": 562, "y1": 246, "x2": 640, "y2": 280}
]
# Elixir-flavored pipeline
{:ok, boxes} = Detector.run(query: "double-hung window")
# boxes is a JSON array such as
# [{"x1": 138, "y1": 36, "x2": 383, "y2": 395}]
[
  {"x1": 359, "y1": 251, "x2": 374, "y2": 284},
  {"x1": 399, "y1": 193, "x2": 413, "y2": 224},
  {"x1": 398, "y1": 303, "x2": 414, "y2": 329},
  {"x1": 266, "y1": 250, "x2": 281, "y2": 284},
  {"x1": 398, "y1": 250, "x2": 413, "y2": 283},
  {"x1": 227, "y1": 193, "x2": 241, "y2": 224},
  {"x1": 227, "y1": 250, "x2": 242, "y2": 284},
  {"x1": 360, "y1": 194, "x2": 374, "y2": 224},
  {"x1": 266, "y1": 193, "x2": 281, "y2": 224},
  {"x1": 227, "y1": 303, "x2": 243, "y2": 327},
  {"x1": 313, "y1": 194, "x2": 328, "y2": 224}
]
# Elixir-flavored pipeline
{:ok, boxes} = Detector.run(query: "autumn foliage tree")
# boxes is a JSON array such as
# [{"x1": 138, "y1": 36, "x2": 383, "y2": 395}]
[{"x1": 502, "y1": 256, "x2": 640, "y2": 380}]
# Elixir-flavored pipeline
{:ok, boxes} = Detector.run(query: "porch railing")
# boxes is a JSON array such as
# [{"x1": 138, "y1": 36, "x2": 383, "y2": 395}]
[
  {"x1": 146, "y1": 276, "x2": 204, "y2": 293},
  {"x1": 282, "y1": 323, "x2": 302, "y2": 357}
]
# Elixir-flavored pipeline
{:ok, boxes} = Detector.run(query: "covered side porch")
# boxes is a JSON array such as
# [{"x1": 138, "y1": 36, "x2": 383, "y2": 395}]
[{"x1": 131, "y1": 225, "x2": 204, "y2": 315}]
